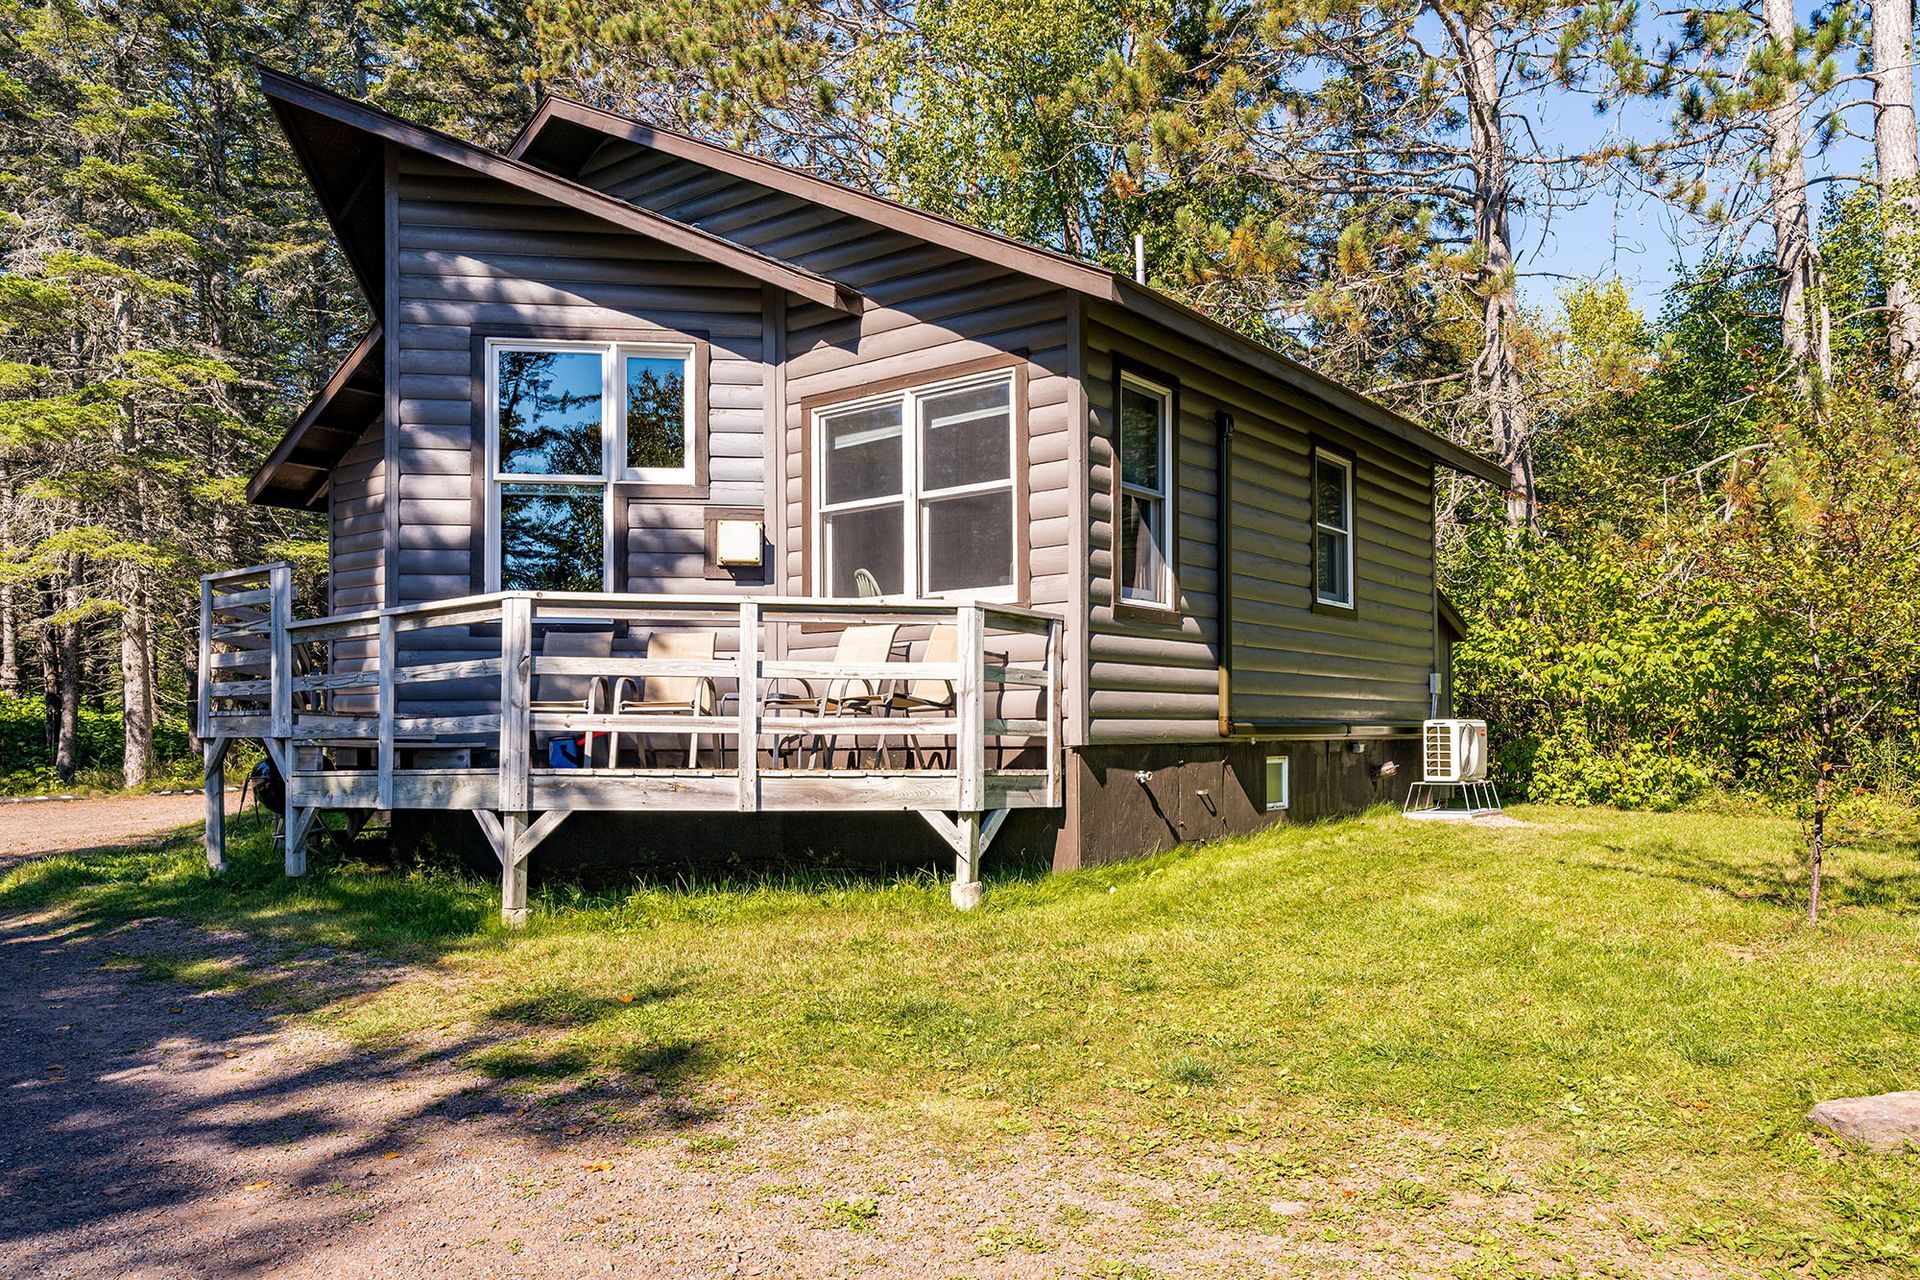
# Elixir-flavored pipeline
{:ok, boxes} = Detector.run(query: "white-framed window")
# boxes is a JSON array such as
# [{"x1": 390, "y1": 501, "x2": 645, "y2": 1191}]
[
  {"x1": 484, "y1": 338, "x2": 695, "y2": 592},
  {"x1": 1117, "y1": 371, "x2": 1173, "y2": 607},
  {"x1": 1265, "y1": 755, "x2": 1290, "y2": 811},
  {"x1": 1313, "y1": 449, "x2": 1354, "y2": 608},
  {"x1": 812, "y1": 369, "x2": 1018, "y2": 600}
]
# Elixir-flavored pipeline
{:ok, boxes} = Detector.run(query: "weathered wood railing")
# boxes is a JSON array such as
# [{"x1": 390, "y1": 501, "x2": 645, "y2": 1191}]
[{"x1": 199, "y1": 568, "x2": 1063, "y2": 825}]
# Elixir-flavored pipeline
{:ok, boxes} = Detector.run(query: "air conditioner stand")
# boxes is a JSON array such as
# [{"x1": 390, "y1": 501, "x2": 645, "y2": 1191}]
[{"x1": 1403, "y1": 779, "x2": 1503, "y2": 821}]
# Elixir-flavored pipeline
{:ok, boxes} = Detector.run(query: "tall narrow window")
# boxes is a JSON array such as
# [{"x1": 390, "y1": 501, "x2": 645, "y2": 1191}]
[
  {"x1": 487, "y1": 339, "x2": 695, "y2": 592},
  {"x1": 1313, "y1": 449, "x2": 1354, "y2": 608},
  {"x1": 813, "y1": 369, "x2": 1017, "y2": 599},
  {"x1": 1117, "y1": 372, "x2": 1173, "y2": 607}
]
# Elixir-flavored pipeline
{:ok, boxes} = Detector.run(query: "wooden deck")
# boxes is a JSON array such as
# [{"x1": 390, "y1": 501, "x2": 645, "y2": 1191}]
[{"x1": 198, "y1": 564, "x2": 1063, "y2": 919}]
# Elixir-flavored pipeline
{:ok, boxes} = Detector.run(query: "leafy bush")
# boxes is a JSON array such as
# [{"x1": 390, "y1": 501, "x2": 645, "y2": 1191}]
[
  {"x1": 1450, "y1": 534, "x2": 1781, "y2": 806},
  {"x1": 0, "y1": 694, "x2": 192, "y2": 792}
]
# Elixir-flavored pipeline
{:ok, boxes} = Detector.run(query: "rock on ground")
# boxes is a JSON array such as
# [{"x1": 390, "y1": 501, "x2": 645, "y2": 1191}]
[{"x1": 1808, "y1": 1091, "x2": 1920, "y2": 1152}]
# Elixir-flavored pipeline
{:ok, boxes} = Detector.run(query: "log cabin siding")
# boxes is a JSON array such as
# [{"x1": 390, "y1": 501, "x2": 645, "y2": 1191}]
[
  {"x1": 388, "y1": 152, "x2": 773, "y2": 713},
  {"x1": 563, "y1": 141, "x2": 1075, "y2": 732},
  {"x1": 1082, "y1": 302, "x2": 1437, "y2": 740},
  {"x1": 327, "y1": 416, "x2": 386, "y2": 712},
  {"x1": 329, "y1": 416, "x2": 386, "y2": 614}
]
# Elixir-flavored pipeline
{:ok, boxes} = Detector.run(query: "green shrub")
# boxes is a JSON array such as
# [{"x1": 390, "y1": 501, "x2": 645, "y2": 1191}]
[
  {"x1": 0, "y1": 693, "x2": 192, "y2": 790},
  {"x1": 1524, "y1": 717, "x2": 1712, "y2": 810},
  {"x1": 1451, "y1": 534, "x2": 1783, "y2": 806}
]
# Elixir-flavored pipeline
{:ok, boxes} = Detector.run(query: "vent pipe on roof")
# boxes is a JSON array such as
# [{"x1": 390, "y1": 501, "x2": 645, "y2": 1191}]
[{"x1": 1133, "y1": 232, "x2": 1146, "y2": 284}]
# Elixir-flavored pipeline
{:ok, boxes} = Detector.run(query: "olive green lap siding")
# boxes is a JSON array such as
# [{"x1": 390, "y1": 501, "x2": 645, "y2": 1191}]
[{"x1": 1082, "y1": 302, "x2": 1437, "y2": 741}]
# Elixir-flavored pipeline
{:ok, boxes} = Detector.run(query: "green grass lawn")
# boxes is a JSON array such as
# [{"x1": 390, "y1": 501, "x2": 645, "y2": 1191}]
[{"x1": 6, "y1": 804, "x2": 1919, "y2": 1276}]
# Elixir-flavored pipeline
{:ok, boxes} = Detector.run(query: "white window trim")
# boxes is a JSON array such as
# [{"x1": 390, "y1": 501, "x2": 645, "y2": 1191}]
[
  {"x1": 483, "y1": 338, "x2": 696, "y2": 592},
  {"x1": 616, "y1": 343, "x2": 698, "y2": 485},
  {"x1": 1265, "y1": 755, "x2": 1291, "y2": 811},
  {"x1": 1313, "y1": 449, "x2": 1356, "y2": 609},
  {"x1": 811, "y1": 369, "x2": 1019, "y2": 603},
  {"x1": 1117, "y1": 370, "x2": 1175, "y2": 608}
]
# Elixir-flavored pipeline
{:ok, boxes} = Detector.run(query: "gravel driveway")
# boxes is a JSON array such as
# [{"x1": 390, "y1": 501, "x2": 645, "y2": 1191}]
[
  {"x1": 0, "y1": 913, "x2": 1258, "y2": 1278},
  {"x1": 0, "y1": 792, "x2": 239, "y2": 867}
]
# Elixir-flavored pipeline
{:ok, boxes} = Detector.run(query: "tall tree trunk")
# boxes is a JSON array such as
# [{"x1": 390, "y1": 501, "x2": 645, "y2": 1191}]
[
  {"x1": 0, "y1": 462, "x2": 16, "y2": 695},
  {"x1": 1764, "y1": 0, "x2": 1822, "y2": 381},
  {"x1": 0, "y1": 583, "x2": 18, "y2": 697},
  {"x1": 120, "y1": 588, "x2": 153, "y2": 788},
  {"x1": 55, "y1": 559, "x2": 81, "y2": 784},
  {"x1": 1873, "y1": 0, "x2": 1920, "y2": 391},
  {"x1": 1460, "y1": 11, "x2": 1536, "y2": 528}
]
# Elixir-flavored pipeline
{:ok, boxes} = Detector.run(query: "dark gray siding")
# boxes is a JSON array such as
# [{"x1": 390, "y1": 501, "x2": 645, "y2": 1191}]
[
  {"x1": 568, "y1": 142, "x2": 1073, "y2": 730},
  {"x1": 392, "y1": 151, "x2": 769, "y2": 613},
  {"x1": 1083, "y1": 302, "x2": 1437, "y2": 741},
  {"x1": 329, "y1": 416, "x2": 385, "y2": 614},
  {"x1": 328, "y1": 416, "x2": 385, "y2": 711},
  {"x1": 387, "y1": 152, "x2": 774, "y2": 714}
]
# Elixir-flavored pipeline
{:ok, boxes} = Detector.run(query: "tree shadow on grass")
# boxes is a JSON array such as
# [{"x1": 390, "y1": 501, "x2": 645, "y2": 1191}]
[
  {"x1": 1576, "y1": 828, "x2": 1920, "y2": 916},
  {"x1": 0, "y1": 817, "x2": 734, "y2": 1277}
]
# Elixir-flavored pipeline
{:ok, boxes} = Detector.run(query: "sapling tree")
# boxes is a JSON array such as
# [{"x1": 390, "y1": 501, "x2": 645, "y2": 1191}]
[{"x1": 1690, "y1": 379, "x2": 1920, "y2": 919}]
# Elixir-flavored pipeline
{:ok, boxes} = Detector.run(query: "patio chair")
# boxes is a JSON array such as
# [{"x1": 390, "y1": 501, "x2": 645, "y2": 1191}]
[
  {"x1": 763, "y1": 622, "x2": 899, "y2": 769},
  {"x1": 531, "y1": 628, "x2": 612, "y2": 767},
  {"x1": 883, "y1": 624, "x2": 958, "y2": 769},
  {"x1": 608, "y1": 630, "x2": 720, "y2": 769}
]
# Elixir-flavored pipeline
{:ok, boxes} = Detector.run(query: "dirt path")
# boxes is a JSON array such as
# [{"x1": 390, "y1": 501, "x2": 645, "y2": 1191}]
[
  {"x1": 0, "y1": 912, "x2": 1302, "y2": 1279},
  {"x1": 0, "y1": 792, "x2": 238, "y2": 867}
]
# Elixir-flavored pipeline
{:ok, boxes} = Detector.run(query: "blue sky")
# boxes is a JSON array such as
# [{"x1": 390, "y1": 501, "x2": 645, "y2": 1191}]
[{"x1": 1506, "y1": 1, "x2": 1878, "y2": 318}]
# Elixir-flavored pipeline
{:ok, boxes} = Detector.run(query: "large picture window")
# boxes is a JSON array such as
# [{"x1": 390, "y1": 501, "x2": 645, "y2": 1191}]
[
  {"x1": 1117, "y1": 371, "x2": 1173, "y2": 608},
  {"x1": 812, "y1": 369, "x2": 1017, "y2": 600},
  {"x1": 1313, "y1": 448, "x2": 1354, "y2": 608},
  {"x1": 486, "y1": 339, "x2": 695, "y2": 592}
]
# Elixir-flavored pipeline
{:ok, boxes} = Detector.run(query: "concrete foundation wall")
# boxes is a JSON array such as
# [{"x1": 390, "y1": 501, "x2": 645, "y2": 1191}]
[{"x1": 1054, "y1": 737, "x2": 1421, "y2": 868}]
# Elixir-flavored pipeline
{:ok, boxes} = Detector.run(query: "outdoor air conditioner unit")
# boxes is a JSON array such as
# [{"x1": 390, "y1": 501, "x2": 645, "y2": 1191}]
[{"x1": 1423, "y1": 718, "x2": 1488, "y2": 783}]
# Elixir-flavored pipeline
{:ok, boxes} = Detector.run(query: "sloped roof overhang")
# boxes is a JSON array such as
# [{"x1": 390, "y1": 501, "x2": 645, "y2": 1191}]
[{"x1": 510, "y1": 96, "x2": 1507, "y2": 487}]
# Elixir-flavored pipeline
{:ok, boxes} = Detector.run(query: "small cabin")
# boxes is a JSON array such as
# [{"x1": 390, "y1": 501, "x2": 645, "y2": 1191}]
[{"x1": 201, "y1": 71, "x2": 1502, "y2": 920}]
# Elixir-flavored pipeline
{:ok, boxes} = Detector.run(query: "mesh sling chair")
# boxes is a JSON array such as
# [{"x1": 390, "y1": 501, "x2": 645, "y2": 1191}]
[
  {"x1": 762, "y1": 622, "x2": 899, "y2": 769},
  {"x1": 529, "y1": 628, "x2": 613, "y2": 767},
  {"x1": 882, "y1": 624, "x2": 959, "y2": 769},
  {"x1": 608, "y1": 629, "x2": 720, "y2": 769}
]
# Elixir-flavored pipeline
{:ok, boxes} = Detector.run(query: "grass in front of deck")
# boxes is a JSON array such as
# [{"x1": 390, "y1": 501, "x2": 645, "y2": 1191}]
[{"x1": 6, "y1": 804, "x2": 1919, "y2": 1275}]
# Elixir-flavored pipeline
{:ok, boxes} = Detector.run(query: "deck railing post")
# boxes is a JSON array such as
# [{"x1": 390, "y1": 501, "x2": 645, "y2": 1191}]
[
  {"x1": 1045, "y1": 617, "x2": 1063, "y2": 806},
  {"x1": 267, "y1": 563, "x2": 293, "y2": 740},
  {"x1": 377, "y1": 612, "x2": 396, "y2": 811},
  {"x1": 499, "y1": 595, "x2": 531, "y2": 813},
  {"x1": 956, "y1": 604, "x2": 985, "y2": 812},
  {"x1": 737, "y1": 599, "x2": 759, "y2": 811},
  {"x1": 196, "y1": 577, "x2": 213, "y2": 741}
]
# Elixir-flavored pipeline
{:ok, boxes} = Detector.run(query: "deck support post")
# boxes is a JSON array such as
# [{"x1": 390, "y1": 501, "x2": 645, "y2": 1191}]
[
  {"x1": 257, "y1": 737, "x2": 313, "y2": 876},
  {"x1": 920, "y1": 808, "x2": 1009, "y2": 910},
  {"x1": 501, "y1": 812, "x2": 530, "y2": 927},
  {"x1": 285, "y1": 804, "x2": 318, "y2": 878},
  {"x1": 475, "y1": 809, "x2": 570, "y2": 929},
  {"x1": 203, "y1": 737, "x2": 231, "y2": 873}
]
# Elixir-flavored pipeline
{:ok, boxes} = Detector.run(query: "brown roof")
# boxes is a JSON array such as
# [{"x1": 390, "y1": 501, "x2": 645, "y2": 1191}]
[
  {"x1": 250, "y1": 327, "x2": 383, "y2": 511},
  {"x1": 511, "y1": 95, "x2": 1507, "y2": 487},
  {"x1": 259, "y1": 70, "x2": 865, "y2": 318}
]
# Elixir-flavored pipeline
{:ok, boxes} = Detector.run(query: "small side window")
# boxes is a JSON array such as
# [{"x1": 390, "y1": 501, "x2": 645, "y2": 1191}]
[
  {"x1": 1313, "y1": 450, "x2": 1354, "y2": 608},
  {"x1": 1117, "y1": 372, "x2": 1174, "y2": 607},
  {"x1": 1265, "y1": 755, "x2": 1290, "y2": 811}
]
